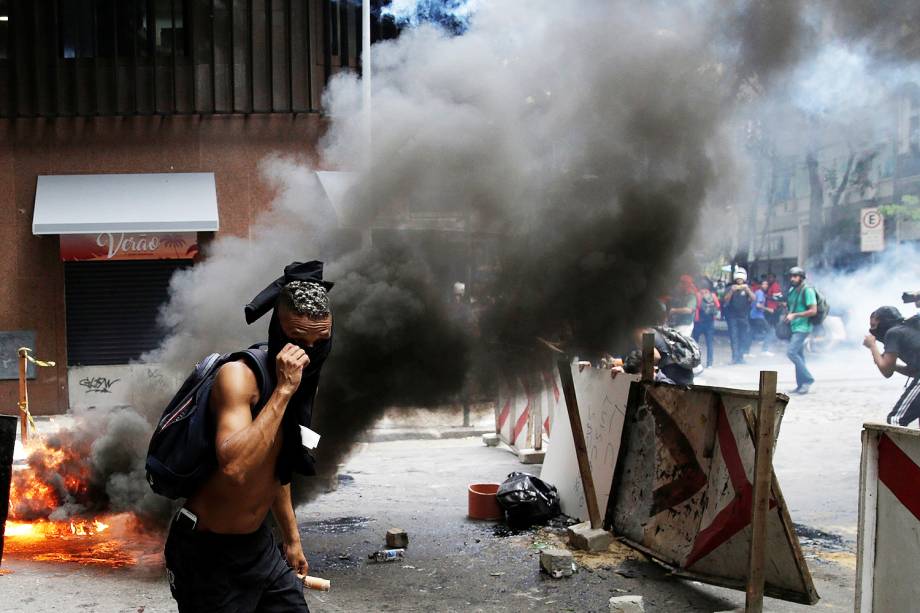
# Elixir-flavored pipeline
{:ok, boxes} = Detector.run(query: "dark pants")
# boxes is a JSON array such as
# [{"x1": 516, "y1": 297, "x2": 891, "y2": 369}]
[
  {"x1": 165, "y1": 516, "x2": 309, "y2": 613},
  {"x1": 750, "y1": 317, "x2": 769, "y2": 350},
  {"x1": 692, "y1": 320, "x2": 715, "y2": 367},
  {"x1": 888, "y1": 378, "x2": 920, "y2": 427},
  {"x1": 786, "y1": 331, "x2": 814, "y2": 388},
  {"x1": 728, "y1": 317, "x2": 749, "y2": 363}
]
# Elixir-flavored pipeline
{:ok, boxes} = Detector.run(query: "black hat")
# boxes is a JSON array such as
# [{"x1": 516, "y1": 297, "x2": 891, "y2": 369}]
[
  {"x1": 244, "y1": 261, "x2": 334, "y2": 324},
  {"x1": 871, "y1": 306, "x2": 904, "y2": 340}
]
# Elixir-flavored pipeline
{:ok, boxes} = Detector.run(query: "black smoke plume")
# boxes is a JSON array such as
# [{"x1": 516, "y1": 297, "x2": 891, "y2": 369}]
[{"x1": 27, "y1": 0, "x2": 920, "y2": 519}]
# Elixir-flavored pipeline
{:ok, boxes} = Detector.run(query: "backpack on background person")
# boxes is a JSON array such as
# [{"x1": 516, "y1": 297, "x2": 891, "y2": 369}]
[
  {"x1": 654, "y1": 326, "x2": 702, "y2": 370},
  {"x1": 790, "y1": 284, "x2": 830, "y2": 327},
  {"x1": 810, "y1": 286, "x2": 830, "y2": 326},
  {"x1": 700, "y1": 294, "x2": 719, "y2": 318}
]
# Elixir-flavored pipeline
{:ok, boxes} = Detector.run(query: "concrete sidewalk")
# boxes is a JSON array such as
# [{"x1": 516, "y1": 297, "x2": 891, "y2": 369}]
[{"x1": 13, "y1": 403, "x2": 497, "y2": 462}]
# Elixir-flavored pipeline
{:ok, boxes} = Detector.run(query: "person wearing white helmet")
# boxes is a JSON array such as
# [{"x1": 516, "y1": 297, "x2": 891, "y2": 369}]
[
  {"x1": 785, "y1": 266, "x2": 817, "y2": 394},
  {"x1": 723, "y1": 268, "x2": 756, "y2": 364}
]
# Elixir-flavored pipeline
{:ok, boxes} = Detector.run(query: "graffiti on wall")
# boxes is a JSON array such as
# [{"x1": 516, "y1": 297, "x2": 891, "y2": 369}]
[{"x1": 78, "y1": 376, "x2": 121, "y2": 394}]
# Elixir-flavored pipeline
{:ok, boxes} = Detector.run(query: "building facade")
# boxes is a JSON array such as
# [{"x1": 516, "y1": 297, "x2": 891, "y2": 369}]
[
  {"x1": 0, "y1": 0, "x2": 392, "y2": 414},
  {"x1": 745, "y1": 84, "x2": 920, "y2": 278}
]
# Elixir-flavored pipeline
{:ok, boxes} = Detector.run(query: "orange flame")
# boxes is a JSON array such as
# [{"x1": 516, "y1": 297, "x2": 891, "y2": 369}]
[{"x1": 4, "y1": 437, "x2": 162, "y2": 568}]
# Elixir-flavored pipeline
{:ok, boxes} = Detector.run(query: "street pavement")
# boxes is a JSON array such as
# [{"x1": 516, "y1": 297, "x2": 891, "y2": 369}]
[
  {"x1": 696, "y1": 343, "x2": 901, "y2": 541},
  {"x1": 1, "y1": 436, "x2": 859, "y2": 612},
  {"x1": 0, "y1": 340, "x2": 887, "y2": 611}
]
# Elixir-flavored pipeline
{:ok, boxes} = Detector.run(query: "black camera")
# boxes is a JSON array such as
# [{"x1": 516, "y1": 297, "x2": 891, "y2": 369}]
[{"x1": 902, "y1": 291, "x2": 920, "y2": 304}]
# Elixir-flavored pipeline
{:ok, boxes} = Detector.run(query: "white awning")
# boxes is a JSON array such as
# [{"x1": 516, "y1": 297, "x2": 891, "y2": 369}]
[{"x1": 32, "y1": 173, "x2": 219, "y2": 235}]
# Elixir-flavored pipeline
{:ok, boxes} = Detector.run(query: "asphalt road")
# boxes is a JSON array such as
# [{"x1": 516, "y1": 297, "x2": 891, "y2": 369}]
[
  {"x1": 697, "y1": 344, "x2": 902, "y2": 541},
  {"x1": 2, "y1": 437, "x2": 858, "y2": 612},
  {"x1": 0, "y1": 341, "x2": 881, "y2": 612}
]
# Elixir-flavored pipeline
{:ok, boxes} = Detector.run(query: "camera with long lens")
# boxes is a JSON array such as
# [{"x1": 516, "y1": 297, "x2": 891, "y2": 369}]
[{"x1": 902, "y1": 291, "x2": 920, "y2": 304}]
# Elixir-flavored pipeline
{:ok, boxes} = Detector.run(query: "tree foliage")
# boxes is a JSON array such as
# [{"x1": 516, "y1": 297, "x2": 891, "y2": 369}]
[{"x1": 880, "y1": 195, "x2": 920, "y2": 222}]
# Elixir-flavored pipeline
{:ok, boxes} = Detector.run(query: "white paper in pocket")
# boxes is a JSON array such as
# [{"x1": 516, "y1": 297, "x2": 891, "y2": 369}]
[{"x1": 299, "y1": 425, "x2": 321, "y2": 450}]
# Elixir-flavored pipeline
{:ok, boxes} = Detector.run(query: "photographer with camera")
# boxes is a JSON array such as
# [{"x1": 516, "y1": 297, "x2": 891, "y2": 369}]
[{"x1": 864, "y1": 303, "x2": 920, "y2": 427}]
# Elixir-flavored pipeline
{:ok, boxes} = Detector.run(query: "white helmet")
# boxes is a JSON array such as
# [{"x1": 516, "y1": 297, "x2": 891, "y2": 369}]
[{"x1": 732, "y1": 267, "x2": 747, "y2": 282}]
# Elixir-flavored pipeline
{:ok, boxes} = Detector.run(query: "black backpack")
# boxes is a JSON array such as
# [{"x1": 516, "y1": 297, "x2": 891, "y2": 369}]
[
  {"x1": 654, "y1": 326, "x2": 701, "y2": 369},
  {"x1": 145, "y1": 345, "x2": 273, "y2": 500}
]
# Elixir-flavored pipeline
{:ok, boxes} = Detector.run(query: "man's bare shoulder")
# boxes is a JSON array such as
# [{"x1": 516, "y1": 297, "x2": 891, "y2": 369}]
[{"x1": 211, "y1": 360, "x2": 260, "y2": 409}]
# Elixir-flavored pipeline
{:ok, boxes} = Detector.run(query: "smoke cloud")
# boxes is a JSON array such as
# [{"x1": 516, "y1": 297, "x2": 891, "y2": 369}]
[
  {"x1": 25, "y1": 0, "x2": 920, "y2": 521},
  {"x1": 815, "y1": 245, "x2": 920, "y2": 343}
]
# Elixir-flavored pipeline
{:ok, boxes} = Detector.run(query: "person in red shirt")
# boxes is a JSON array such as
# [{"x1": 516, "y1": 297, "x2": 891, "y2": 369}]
[{"x1": 764, "y1": 273, "x2": 783, "y2": 315}]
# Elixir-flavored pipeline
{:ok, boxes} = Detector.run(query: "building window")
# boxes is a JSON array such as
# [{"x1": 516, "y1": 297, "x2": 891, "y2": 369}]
[
  {"x1": 60, "y1": 0, "x2": 96, "y2": 59},
  {"x1": 153, "y1": 0, "x2": 187, "y2": 57},
  {"x1": 2, "y1": 0, "x2": 367, "y2": 117},
  {"x1": 59, "y1": 0, "x2": 189, "y2": 59}
]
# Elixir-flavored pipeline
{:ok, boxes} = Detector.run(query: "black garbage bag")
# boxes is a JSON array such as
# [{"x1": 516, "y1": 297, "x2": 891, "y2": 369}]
[
  {"x1": 775, "y1": 316, "x2": 792, "y2": 341},
  {"x1": 496, "y1": 472, "x2": 561, "y2": 528}
]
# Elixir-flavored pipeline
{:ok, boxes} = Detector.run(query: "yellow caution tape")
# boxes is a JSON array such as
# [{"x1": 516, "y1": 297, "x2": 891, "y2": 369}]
[
  {"x1": 18, "y1": 400, "x2": 37, "y2": 432},
  {"x1": 18, "y1": 347, "x2": 56, "y2": 368}
]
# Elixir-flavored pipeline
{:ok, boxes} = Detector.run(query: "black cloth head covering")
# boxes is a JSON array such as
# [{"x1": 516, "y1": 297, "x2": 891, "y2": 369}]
[
  {"x1": 871, "y1": 306, "x2": 904, "y2": 341},
  {"x1": 245, "y1": 260, "x2": 334, "y2": 325},
  {"x1": 244, "y1": 260, "x2": 334, "y2": 484}
]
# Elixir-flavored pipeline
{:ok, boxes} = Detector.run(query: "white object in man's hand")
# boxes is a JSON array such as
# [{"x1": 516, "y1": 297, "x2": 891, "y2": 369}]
[{"x1": 299, "y1": 425, "x2": 321, "y2": 450}]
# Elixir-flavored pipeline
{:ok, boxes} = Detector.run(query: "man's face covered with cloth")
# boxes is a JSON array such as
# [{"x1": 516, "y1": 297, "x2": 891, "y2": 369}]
[{"x1": 245, "y1": 260, "x2": 334, "y2": 481}]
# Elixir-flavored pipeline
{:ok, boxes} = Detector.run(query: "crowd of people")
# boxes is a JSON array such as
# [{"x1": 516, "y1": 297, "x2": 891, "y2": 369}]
[
  {"x1": 597, "y1": 266, "x2": 920, "y2": 428},
  {"x1": 667, "y1": 269, "x2": 784, "y2": 366},
  {"x1": 644, "y1": 265, "x2": 820, "y2": 394}
]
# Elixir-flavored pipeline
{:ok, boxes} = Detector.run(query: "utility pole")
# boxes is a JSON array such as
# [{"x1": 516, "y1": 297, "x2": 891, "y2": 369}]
[{"x1": 362, "y1": 0, "x2": 371, "y2": 151}]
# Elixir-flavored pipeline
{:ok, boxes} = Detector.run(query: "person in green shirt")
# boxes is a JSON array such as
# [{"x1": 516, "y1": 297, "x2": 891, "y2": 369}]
[{"x1": 784, "y1": 266, "x2": 817, "y2": 394}]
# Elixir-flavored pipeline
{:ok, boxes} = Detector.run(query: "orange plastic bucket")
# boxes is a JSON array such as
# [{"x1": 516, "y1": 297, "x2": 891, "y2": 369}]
[{"x1": 468, "y1": 483, "x2": 503, "y2": 520}]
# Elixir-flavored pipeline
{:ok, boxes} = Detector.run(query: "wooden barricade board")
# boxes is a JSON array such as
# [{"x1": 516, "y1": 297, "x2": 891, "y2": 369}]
[
  {"x1": 856, "y1": 423, "x2": 920, "y2": 612},
  {"x1": 606, "y1": 382, "x2": 818, "y2": 605},
  {"x1": 541, "y1": 365, "x2": 637, "y2": 521}
]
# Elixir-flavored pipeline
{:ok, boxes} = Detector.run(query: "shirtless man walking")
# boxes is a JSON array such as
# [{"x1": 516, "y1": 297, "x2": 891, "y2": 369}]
[{"x1": 164, "y1": 265, "x2": 333, "y2": 612}]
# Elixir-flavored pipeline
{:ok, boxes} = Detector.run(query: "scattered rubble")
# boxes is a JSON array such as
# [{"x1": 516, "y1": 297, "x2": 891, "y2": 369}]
[
  {"x1": 608, "y1": 595, "x2": 644, "y2": 612},
  {"x1": 385, "y1": 528, "x2": 409, "y2": 549},
  {"x1": 531, "y1": 528, "x2": 643, "y2": 571},
  {"x1": 539, "y1": 548, "x2": 576, "y2": 579},
  {"x1": 481, "y1": 433, "x2": 500, "y2": 447},
  {"x1": 567, "y1": 521, "x2": 615, "y2": 552}
]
